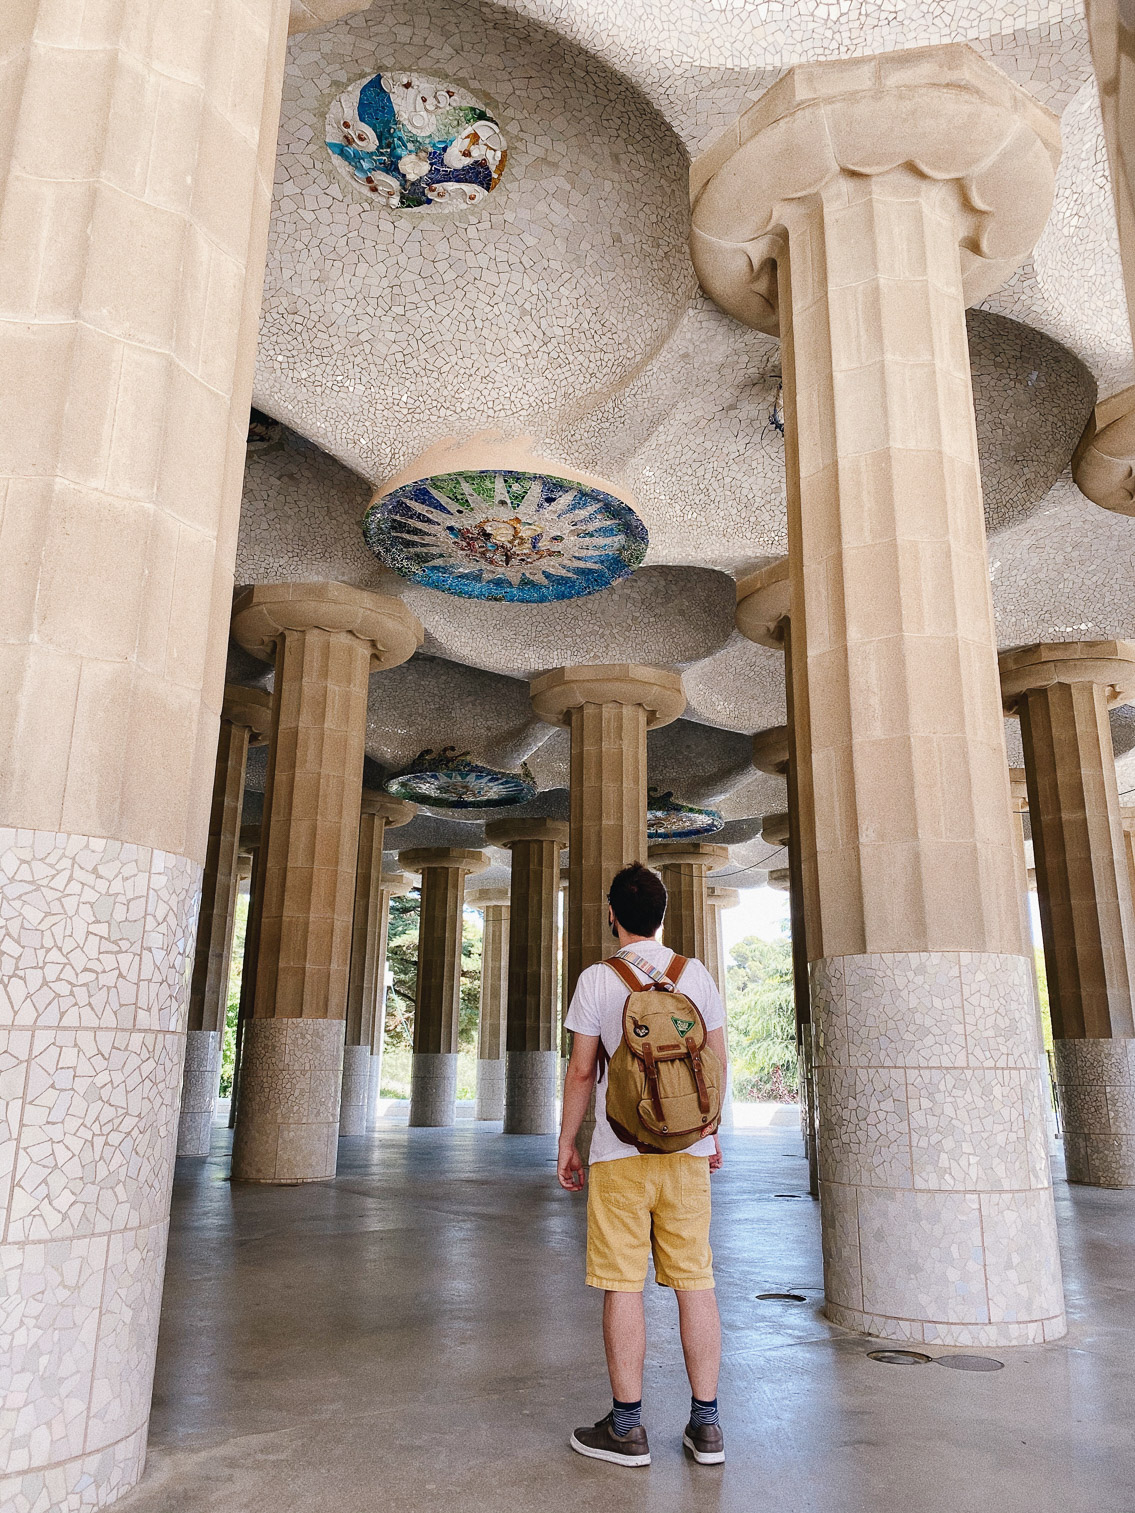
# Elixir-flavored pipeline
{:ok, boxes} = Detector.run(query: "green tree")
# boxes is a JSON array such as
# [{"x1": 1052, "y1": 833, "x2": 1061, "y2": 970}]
[
  {"x1": 383, "y1": 890, "x2": 483, "y2": 1051},
  {"x1": 725, "y1": 931, "x2": 798, "y2": 1103},
  {"x1": 218, "y1": 890, "x2": 249, "y2": 1097}
]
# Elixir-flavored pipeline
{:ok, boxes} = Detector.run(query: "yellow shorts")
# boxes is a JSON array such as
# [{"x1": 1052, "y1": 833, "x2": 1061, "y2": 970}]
[{"x1": 586, "y1": 1153, "x2": 715, "y2": 1293}]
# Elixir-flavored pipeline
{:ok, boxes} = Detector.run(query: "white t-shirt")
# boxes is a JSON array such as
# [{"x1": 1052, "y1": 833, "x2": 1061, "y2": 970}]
[{"x1": 564, "y1": 939, "x2": 726, "y2": 1165}]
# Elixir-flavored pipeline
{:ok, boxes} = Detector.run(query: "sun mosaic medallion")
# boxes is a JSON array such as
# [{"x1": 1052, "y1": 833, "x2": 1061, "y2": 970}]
[
  {"x1": 325, "y1": 71, "x2": 507, "y2": 211},
  {"x1": 385, "y1": 747, "x2": 537, "y2": 809},
  {"x1": 364, "y1": 469, "x2": 649, "y2": 602},
  {"x1": 646, "y1": 788, "x2": 725, "y2": 842}
]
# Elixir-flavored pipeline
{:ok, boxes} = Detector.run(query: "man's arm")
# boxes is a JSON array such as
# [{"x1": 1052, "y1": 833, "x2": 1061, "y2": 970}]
[{"x1": 557, "y1": 1032, "x2": 599, "y2": 1190}]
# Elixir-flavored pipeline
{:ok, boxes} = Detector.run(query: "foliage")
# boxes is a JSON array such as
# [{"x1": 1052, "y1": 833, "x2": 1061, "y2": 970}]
[
  {"x1": 1035, "y1": 946, "x2": 1054, "y2": 1052},
  {"x1": 218, "y1": 890, "x2": 249, "y2": 1097},
  {"x1": 383, "y1": 890, "x2": 483, "y2": 1052},
  {"x1": 725, "y1": 930, "x2": 799, "y2": 1103}
]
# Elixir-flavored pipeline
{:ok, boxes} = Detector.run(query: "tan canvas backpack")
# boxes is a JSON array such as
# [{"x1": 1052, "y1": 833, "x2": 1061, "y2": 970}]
[{"x1": 601, "y1": 950, "x2": 724, "y2": 1154}]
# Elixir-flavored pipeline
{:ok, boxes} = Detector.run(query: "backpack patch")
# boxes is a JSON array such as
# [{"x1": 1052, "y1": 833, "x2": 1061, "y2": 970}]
[
  {"x1": 670, "y1": 1015, "x2": 695, "y2": 1038},
  {"x1": 632, "y1": 1021, "x2": 650, "y2": 1039}
]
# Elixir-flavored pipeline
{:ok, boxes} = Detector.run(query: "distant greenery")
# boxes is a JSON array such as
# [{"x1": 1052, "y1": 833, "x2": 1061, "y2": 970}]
[
  {"x1": 218, "y1": 890, "x2": 248, "y2": 1097},
  {"x1": 725, "y1": 931, "x2": 799, "y2": 1103},
  {"x1": 384, "y1": 891, "x2": 482, "y2": 1053}
]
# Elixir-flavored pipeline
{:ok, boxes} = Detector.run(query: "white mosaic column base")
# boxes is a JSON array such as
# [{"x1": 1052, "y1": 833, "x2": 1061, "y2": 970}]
[
  {"x1": 338, "y1": 1042, "x2": 370, "y2": 1137},
  {"x1": 476, "y1": 1057, "x2": 505, "y2": 1120},
  {"x1": 503, "y1": 1049, "x2": 558, "y2": 1134},
  {"x1": 176, "y1": 1028, "x2": 222, "y2": 1157},
  {"x1": 0, "y1": 828, "x2": 201, "y2": 1512},
  {"x1": 409, "y1": 1052, "x2": 457, "y2": 1127},
  {"x1": 813, "y1": 951, "x2": 1066, "y2": 1346},
  {"x1": 366, "y1": 1049, "x2": 383, "y2": 1127},
  {"x1": 231, "y1": 1019, "x2": 343, "y2": 1182},
  {"x1": 1055, "y1": 1038, "x2": 1135, "y2": 1187}
]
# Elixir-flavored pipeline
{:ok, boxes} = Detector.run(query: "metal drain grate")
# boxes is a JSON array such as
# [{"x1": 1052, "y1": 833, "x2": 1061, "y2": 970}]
[
  {"x1": 773, "y1": 1193, "x2": 807, "y2": 1199},
  {"x1": 755, "y1": 1291, "x2": 807, "y2": 1302},
  {"x1": 935, "y1": 1354, "x2": 1004, "y2": 1372},
  {"x1": 867, "y1": 1349, "x2": 933, "y2": 1365}
]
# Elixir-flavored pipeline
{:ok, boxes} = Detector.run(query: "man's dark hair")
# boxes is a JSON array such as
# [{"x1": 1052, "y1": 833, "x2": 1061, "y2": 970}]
[{"x1": 608, "y1": 862, "x2": 667, "y2": 936}]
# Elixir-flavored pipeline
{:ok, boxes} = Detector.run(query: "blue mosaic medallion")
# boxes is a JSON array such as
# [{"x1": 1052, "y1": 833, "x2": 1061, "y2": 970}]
[
  {"x1": 385, "y1": 748, "x2": 536, "y2": 809},
  {"x1": 647, "y1": 788, "x2": 725, "y2": 842},
  {"x1": 325, "y1": 71, "x2": 506, "y2": 211},
  {"x1": 364, "y1": 469, "x2": 649, "y2": 602}
]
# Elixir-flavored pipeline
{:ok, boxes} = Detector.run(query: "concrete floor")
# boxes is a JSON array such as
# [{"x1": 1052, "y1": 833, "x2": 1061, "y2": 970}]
[{"x1": 118, "y1": 1124, "x2": 1135, "y2": 1513}]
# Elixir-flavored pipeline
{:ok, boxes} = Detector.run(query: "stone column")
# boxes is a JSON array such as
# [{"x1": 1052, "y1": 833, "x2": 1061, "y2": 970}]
[
  {"x1": 0, "y1": 2, "x2": 304, "y2": 1499},
  {"x1": 649, "y1": 842, "x2": 730, "y2": 961},
  {"x1": 693, "y1": 48, "x2": 1065, "y2": 1343},
  {"x1": 400, "y1": 848, "x2": 489, "y2": 1126},
  {"x1": 178, "y1": 686, "x2": 272, "y2": 1156},
  {"x1": 468, "y1": 886, "x2": 510, "y2": 1120},
  {"x1": 1122, "y1": 808, "x2": 1135, "y2": 917},
  {"x1": 367, "y1": 871, "x2": 410, "y2": 1126},
  {"x1": 705, "y1": 885, "x2": 738, "y2": 998},
  {"x1": 706, "y1": 884, "x2": 739, "y2": 1132},
  {"x1": 340, "y1": 793, "x2": 415, "y2": 1137},
  {"x1": 228, "y1": 819, "x2": 264, "y2": 1128},
  {"x1": 1001, "y1": 642, "x2": 1135, "y2": 1186},
  {"x1": 486, "y1": 819, "x2": 569, "y2": 1134},
  {"x1": 530, "y1": 666, "x2": 685, "y2": 995},
  {"x1": 229, "y1": 584, "x2": 422, "y2": 1182}
]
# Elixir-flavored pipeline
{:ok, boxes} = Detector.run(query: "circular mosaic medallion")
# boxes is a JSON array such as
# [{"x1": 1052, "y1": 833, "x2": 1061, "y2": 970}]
[
  {"x1": 325, "y1": 71, "x2": 506, "y2": 211},
  {"x1": 647, "y1": 788, "x2": 725, "y2": 841},
  {"x1": 385, "y1": 748, "x2": 536, "y2": 809},
  {"x1": 364, "y1": 469, "x2": 648, "y2": 602}
]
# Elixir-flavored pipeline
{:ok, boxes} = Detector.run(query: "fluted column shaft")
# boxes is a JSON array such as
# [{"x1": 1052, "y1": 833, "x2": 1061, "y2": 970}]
[
  {"x1": 650, "y1": 843, "x2": 728, "y2": 962},
  {"x1": 402, "y1": 848, "x2": 488, "y2": 1126},
  {"x1": 1002, "y1": 643, "x2": 1135, "y2": 1186},
  {"x1": 179, "y1": 688, "x2": 271, "y2": 1156},
  {"x1": 694, "y1": 50, "x2": 1065, "y2": 1344},
  {"x1": 473, "y1": 897, "x2": 510, "y2": 1119},
  {"x1": 229, "y1": 584, "x2": 421, "y2": 1182},
  {"x1": 487, "y1": 821, "x2": 568, "y2": 1133}
]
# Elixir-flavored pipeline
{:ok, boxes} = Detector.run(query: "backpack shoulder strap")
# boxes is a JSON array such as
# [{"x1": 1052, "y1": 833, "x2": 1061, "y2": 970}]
[
  {"x1": 664, "y1": 954, "x2": 689, "y2": 986},
  {"x1": 605, "y1": 957, "x2": 645, "y2": 994}
]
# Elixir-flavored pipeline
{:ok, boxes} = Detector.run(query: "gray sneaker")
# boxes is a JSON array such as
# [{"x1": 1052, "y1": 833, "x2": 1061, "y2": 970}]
[
  {"x1": 570, "y1": 1412, "x2": 651, "y2": 1466},
  {"x1": 683, "y1": 1420, "x2": 725, "y2": 1464}
]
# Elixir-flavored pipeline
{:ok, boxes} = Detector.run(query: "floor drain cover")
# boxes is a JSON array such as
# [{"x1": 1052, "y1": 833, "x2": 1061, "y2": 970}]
[
  {"x1": 867, "y1": 1349, "x2": 932, "y2": 1366},
  {"x1": 755, "y1": 1292, "x2": 807, "y2": 1302},
  {"x1": 773, "y1": 1193, "x2": 806, "y2": 1199},
  {"x1": 935, "y1": 1355, "x2": 1004, "y2": 1372}
]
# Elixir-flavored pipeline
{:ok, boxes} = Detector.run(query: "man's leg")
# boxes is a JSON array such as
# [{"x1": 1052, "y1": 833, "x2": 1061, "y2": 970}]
[
  {"x1": 675, "y1": 1287, "x2": 721, "y2": 1400},
  {"x1": 603, "y1": 1289, "x2": 647, "y2": 1400}
]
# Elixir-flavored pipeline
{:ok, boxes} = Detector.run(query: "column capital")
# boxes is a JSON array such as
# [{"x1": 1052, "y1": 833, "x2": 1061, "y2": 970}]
[
  {"x1": 239, "y1": 821, "x2": 262, "y2": 852},
  {"x1": 529, "y1": 663, "x2": 685, "y2": 729},
  {"x1": 467, "y1": 885, "x2": 511, "y2": 908},
  {"x1": 752, "y1": 725, "x2": 790, "y2": 775},
  {"x1": 1121, "y1": 807, "x2": 1135, "y2": 836},
  {"x1": 379, "y1": 869, "x2": 413, "y2": 897},
  {"x1": 735, "y1": 559, "x2": 790, "y2": 648},
  {"x1": 689, "y1": 43, "x2": 1059, "y2": 335},
  {"x1": 361, "y1": 789, "x2": 417, "y2": 825},
  {"x1": 767, "y1": 868, "x2": 791, "y2": 892},
  {"x1": 708, "y1": 886, "x2": 740, "y2": 909},
  {"x1": 222, "y1": 684, "x2": 273, "y2": 745},
  {"x1": 484, "y1": 817, "x2": 569, "y2": 848},
  {"x1": 648, "y1": 842, "x2": 730, "y2": 869},
  {"x1": 760, "y1": 811, "x2": 790, "y2": 846},
  {"x1": 232, "y1": 581, "x2": 423, "y2": 669},
  {"x1": 398, "y1": 847, "x2": 489, "y2": 878},
  {"x1": 999, "y1": 641, "x2": 1135, "y2": 710}
]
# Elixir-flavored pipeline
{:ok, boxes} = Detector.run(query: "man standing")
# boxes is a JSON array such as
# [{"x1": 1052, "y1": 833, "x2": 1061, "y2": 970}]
[{"x1": 558, "y1": 861, "x2": 728, "y2": 1467}]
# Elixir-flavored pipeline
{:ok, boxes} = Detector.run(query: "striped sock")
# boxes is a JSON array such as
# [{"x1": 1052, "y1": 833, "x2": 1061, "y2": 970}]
[
  {"x1": 690, "y1": 1395, "x2": 719, "y2": 1428},
  {"x1": 611, "y1": 1398, "x2": 642, "y2": 1436}
]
